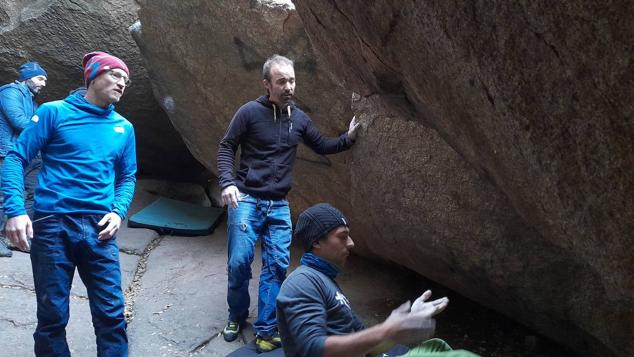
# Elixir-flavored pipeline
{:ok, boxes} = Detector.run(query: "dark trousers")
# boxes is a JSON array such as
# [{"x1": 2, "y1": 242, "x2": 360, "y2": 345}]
[{"x1": 30, "y1": 214, "x2": 128, "y2": 356}]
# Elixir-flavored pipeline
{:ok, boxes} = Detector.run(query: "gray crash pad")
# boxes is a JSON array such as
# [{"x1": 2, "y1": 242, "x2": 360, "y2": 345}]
[
  {"x1": 128, "y1": 197, "x2": 224, "y2": 236},
  {"x1": 226, "y1": 340, "x2": 285, "y2": 357}
]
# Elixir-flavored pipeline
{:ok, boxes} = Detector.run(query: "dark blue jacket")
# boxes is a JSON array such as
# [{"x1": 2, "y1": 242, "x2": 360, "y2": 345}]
[
  {"x1": 277, "y1": 265, "x2": 364, "y2": 357},
  {"x1": 217, "y1": 95, "x2": 353, "y2": 199},
  {"x1": 0, "y1": 82, "x2": 37, "y2": 157}
]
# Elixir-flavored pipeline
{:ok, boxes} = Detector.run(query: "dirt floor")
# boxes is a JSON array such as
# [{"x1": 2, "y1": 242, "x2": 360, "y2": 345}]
[{"x1": 0, "y1": 180, "x2": 578, "y2": 356}]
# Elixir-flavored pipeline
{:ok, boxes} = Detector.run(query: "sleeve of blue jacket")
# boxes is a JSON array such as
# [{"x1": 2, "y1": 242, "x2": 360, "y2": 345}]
[
  {"x1": 112, "y1": 127, "x2": 137, "y2": 220},
  {"x1": 0, "y1": 86, "x2": 32, "y2": 130},
  {"x1": 1, "y1": 104, "x2": 55, "y2": 218}
]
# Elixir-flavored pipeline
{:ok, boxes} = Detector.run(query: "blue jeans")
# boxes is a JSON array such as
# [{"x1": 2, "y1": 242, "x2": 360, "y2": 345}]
[
  {"x1": 226, "y1": 194, "x2": 292, "y2": 337},
  {"x1": 30, "y1": 214, "x2": 128, "y2": 357},
  {"x1": 0, "y1": 156, "x2": 41, "y2": 232}
]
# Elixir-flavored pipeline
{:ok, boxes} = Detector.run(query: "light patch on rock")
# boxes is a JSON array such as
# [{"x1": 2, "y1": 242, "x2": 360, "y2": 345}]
[
  {"x1": 161, "y1": 96, "x2": 175, "y2": 114},
  {"x1": 129, "y1": 20, "x2": 141, "y2": 35},
  {"x1": 260, "y1": 0, "x2": 295, "y2": 10}
]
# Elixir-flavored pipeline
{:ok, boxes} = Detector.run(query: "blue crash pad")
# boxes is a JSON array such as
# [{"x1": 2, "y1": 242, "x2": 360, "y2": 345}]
[{"x1": 128, "y1": 197, "x2": 224, "y2": 236}]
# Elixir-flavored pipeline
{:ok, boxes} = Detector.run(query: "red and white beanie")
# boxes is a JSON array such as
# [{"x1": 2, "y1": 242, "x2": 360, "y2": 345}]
[{"x1": 82, "y1": 51, "x2": 129, "y2": 86}]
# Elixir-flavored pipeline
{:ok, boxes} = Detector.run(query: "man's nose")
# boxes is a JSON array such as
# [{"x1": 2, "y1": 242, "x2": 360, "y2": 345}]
[{"x1": 346, "y1": 236, "x2": 355, "y2": 249}]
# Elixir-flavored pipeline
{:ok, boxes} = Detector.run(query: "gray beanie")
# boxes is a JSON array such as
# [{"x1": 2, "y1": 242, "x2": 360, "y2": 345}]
[{"x1": 295, "y1": 203, "x2": 348, "y2": 251}]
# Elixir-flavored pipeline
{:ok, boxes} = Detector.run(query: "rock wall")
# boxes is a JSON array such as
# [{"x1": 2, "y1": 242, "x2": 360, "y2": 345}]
[
  {"x1": 132, "y1": 0, "x2": 355, "y2": 213},
  {"x1": 0, "y1": 0, "x2": 202, "y2": 177},
  {"x1": 133, "y1": 0, "x2": 632, "y2": 356},
  {"x1": 292, "y1": 1, "x2": 633, "y2": 356}
]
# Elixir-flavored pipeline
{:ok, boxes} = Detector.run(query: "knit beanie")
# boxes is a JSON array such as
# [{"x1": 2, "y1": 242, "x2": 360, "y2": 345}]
[
  {"x1": 295, "y1": 203, "x2": 349, "y2": 251},
  {"x1": 82, "y1": 51, "x2": 129, "y2": 86},
  {"x1": 18, "y1": 62, "x2": 47, "y2": 81}
]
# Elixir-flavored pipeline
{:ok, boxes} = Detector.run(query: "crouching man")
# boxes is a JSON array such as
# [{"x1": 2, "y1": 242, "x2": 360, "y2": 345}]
[{"x1": 276, "y1": 203, "x2": 479, "y2": 357}]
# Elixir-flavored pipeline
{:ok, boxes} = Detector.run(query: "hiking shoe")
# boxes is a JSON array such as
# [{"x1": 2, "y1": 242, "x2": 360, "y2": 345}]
[
  {"x1": 222, "y1": 321, "x2": 240, "y2": 342},
  {"x1": 0, "y1": 238, "x2": 12, "y2": 258},
  {"x1": 255, "y1": 332, "x2": 282, "y2": 353}
]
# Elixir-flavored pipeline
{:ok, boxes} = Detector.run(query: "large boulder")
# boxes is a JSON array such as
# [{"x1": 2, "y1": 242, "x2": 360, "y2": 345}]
[
  {"x1": 292, "y1": 1, "x2": 633, "y2": 356},
  {"x1": 0, "y1": 0, "x2": 202, "y2": 177},
  {"x1": 133, "y1": 0, "x2": 631, "y2": 356},
  {"x1": 132, "y1": 0, "x2": 355, "y2": 212}
]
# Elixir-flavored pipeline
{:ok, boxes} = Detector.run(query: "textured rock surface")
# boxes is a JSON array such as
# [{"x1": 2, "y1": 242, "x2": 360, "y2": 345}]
[
  {"x1": 0, "y1": 0, "x2": 202, "y2": 177},
  {"x1": 132, "y1": 0, "x2": 355, "y2": 215},
  {"x1": 133, "y1": 0, "x2": 631, "y2": 356},
  {"x1": 293, "y1": 1, "x2": 633, "y2": 356}
]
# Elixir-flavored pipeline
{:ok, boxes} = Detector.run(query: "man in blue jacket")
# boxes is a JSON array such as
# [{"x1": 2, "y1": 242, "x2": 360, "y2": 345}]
[
  {"x1": 2, "y1": 52, "x2": 136, "y2": 356},
  {"x1": 0, "y1": 62, "x2": 48, "y2": 257},
  {"x1": 217, "y1": 54, "x2": 360, "y2": 353}
]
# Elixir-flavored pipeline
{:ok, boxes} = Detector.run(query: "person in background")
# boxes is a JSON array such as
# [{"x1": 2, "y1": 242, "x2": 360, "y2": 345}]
[{"x1": 0, "y1": 61, "x2": 47, "y2": 257}]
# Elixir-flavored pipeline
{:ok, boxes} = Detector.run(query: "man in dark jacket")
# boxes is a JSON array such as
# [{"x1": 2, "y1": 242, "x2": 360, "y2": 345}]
[
  {"x1": 277, "y1": 203, "x2": 477, "y2": 357},
  {"x1": 217, "y1": 54, "x2": 360, "y2": 353},
  {"x1": 0, "y1": 61, "x2": 47, "y2": 257}
]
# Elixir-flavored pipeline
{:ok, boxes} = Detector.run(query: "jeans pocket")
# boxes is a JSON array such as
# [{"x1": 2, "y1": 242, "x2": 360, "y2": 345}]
[{"x1": 32, "y1": 214, "x2": 60, "y2": 239}]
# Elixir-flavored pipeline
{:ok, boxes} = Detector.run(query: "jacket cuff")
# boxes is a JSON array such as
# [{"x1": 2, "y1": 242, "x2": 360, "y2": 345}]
[
  {"x1": 219, "y1": 179, "x2": 235, "y2": 190},
  {"x1": 6, "y1": 208, "x2": 27, "y2": 219}
]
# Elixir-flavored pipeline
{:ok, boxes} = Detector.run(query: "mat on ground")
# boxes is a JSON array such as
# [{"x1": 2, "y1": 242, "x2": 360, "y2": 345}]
[{"x1": 128, "y1": 197, "x2": 224, "y2": 236}]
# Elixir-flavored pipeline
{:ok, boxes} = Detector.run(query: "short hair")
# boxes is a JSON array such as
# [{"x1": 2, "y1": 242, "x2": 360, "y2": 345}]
[{"x1": 262, "y1": 55, "x2": 294, "y2": 81}]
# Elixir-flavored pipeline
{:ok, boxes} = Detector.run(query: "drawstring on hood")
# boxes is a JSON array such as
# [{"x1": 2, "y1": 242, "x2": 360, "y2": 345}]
[
  {"x1": 260, "y1": 96, "x2": 292, "y2": 124},
  {"x1": 273, "y1": 103, "x2": 277, "y2": 122},
  {"x1": 271, "y1": 102, "x2": 292, "y2": 124}
]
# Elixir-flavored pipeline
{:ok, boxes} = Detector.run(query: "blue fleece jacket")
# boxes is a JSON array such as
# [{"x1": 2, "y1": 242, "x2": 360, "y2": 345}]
[
  {"x1": 0, "y1": 81, "x2": 37, "y2": 156},
  {"x1": 217, "y1": 95, "x2": 354, "y2": 199},
  {"x1": 1, "y1": 92, "x2": 137, "y2": 219}
]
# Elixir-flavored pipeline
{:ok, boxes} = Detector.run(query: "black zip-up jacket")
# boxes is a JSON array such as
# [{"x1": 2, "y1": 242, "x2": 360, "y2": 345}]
[{"x1": 217, "y1": 95, "x2": 354, "y2": 199}]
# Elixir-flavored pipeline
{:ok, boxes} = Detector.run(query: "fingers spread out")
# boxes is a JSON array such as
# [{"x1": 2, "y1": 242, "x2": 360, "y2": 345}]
[{"x1": 432, "y1": 297, "x2": 449, "y2": 315}]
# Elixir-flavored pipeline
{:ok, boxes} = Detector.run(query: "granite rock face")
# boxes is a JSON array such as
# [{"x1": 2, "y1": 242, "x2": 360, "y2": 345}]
[
  {"x1": 0, "y1": 0, "x2": 202, "y2": 177},
  {"x1": 293, "y1": 1, "x2": 633, "y2": 356},
  {"x1": 133, "y1": 0, "x2": 632, "y2": 356},
  {"x1": 132, "y1": 0, "x2": 355, "y2": 212}
]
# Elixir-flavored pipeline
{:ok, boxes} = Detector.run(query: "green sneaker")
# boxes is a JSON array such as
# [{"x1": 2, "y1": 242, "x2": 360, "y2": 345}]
[
  {"x1": 222, "y1": 321, "x2": 240, "y2": 342},
  {"x1": 255, "y1": 332, "x2": 282, "y2": 353}
]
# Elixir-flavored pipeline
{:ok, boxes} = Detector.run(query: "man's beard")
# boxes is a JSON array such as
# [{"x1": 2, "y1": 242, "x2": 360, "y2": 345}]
[{"x1": 25, "y1": 80, "x2": 42, "y2": 96}]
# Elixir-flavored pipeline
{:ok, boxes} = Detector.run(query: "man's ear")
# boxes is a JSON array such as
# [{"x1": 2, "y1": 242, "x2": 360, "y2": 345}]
[{"x1": 262, "y1": 79, "x2": 270, "y2": 93}]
